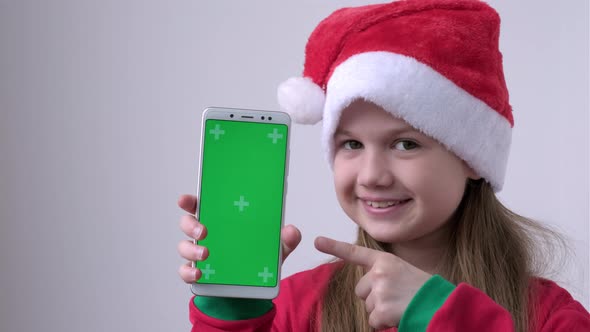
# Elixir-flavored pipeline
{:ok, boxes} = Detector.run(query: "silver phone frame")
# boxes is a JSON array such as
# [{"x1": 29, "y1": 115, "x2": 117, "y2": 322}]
[{"x1": 191, "y1": 107, "x2": 291, "y2": 299}]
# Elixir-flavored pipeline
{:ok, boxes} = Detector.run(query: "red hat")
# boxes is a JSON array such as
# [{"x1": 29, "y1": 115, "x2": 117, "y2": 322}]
[{"x1": 278, "y1": 0, "x2": 513, "y2": 192}]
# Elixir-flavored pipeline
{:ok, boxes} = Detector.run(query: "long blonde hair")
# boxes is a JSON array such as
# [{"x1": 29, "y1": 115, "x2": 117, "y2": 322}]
[{"x1": 321, "y1": 179, "x2": 565, "y2": 332}]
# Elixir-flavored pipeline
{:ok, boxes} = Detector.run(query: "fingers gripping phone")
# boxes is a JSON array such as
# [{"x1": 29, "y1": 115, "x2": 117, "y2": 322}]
[{"x1": 191, "y1": 107, "x2": 290, "y2": 299}]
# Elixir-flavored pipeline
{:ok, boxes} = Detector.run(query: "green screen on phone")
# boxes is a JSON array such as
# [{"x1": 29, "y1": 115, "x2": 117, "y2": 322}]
[{"x1": 196, "y1": 119, "x2": 288, "y2": 287}]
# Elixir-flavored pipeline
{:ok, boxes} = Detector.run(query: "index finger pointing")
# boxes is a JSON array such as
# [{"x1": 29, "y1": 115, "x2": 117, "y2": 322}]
[{"x1": 314, "y1": 236, "x2": 378, "y2": 267}]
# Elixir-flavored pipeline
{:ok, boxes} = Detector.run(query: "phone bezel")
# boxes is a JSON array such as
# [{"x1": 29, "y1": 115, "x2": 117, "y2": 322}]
[{"x1": 191, "y1": 107, "x2": 291, "y2": 299}]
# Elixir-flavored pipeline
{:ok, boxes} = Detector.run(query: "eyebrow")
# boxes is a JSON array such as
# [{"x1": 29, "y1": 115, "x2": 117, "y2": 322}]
[{"x1": 334, "y1": 125, "x2": 418, "y2": 137}]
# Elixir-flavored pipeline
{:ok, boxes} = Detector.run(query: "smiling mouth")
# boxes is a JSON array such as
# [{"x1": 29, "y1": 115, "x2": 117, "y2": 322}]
[{"x1": 364, "y1": 199, "x2": 411, "y2": 208}]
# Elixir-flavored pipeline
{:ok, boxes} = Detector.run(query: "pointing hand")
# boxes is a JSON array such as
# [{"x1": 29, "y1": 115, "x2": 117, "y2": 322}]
[{"x1": 315, "y1": 236, "x2": 432, "y2": 329}]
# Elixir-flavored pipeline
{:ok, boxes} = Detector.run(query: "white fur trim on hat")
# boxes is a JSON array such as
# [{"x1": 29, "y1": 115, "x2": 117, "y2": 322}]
[
  {"x1": 322, "y1": 52, "x2": 512, "y2": 192},
  {"x1": 278, "y1": 76, "x2": 325, "y2": 125}
]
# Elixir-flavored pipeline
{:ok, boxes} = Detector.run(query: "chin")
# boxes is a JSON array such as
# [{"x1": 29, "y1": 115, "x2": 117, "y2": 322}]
[{"x1": 360, "y1": 223, "x2": 408, "y2": 244}]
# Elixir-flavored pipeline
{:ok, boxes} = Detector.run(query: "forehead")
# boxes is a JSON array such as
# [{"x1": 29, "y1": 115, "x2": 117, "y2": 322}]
[{"x1": 336, "y1": 99, "x2": 415, "y2": 132}]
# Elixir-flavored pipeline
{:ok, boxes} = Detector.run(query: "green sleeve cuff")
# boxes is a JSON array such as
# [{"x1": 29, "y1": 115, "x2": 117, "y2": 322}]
[
  {"x1": 399, "y1": 274, "x2": 456, "y2": 332},
  {"x1": 194, "y1": 296, "x2": 273, "y2": 321}
]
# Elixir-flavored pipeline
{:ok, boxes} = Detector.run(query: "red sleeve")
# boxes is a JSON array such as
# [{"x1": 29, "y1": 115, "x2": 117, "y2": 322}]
[
  {"x1": 427, "y1": 283, "x2": 514, "y2": 331},
  {"x1": 189, "y1": 298, "x2": 276, "y2": 332},
  {"x1": 187, "y1": 263, "x2": 336, "y2": 332},
  {"x1": 427, "y1": 280, "x2": 590, "y2": 332}
]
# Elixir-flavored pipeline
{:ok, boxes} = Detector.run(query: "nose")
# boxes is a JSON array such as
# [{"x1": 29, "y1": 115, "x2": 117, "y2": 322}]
[{"x1": 357, "y1": 149, "x2": 394, "y2": 188}]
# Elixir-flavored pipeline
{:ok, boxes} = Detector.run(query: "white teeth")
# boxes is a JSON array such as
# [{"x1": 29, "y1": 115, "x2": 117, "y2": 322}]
[{"x1": 366, "y1": 200, "x2": 404, "y2": 208}]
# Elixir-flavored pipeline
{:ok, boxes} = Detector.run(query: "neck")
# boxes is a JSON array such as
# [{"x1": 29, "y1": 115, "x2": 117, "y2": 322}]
[
  {"x1": 389, "y1": 243, "x2": 446, "y2": 275},
  {"x1": 387, "y1": 226, "x2": 451, "y2": 275}
]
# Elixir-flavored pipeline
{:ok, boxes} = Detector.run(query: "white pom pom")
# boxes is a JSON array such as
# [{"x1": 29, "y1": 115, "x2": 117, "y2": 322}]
[{"x1": 277, "y1": 76, "x2": 325, "y2": 124}]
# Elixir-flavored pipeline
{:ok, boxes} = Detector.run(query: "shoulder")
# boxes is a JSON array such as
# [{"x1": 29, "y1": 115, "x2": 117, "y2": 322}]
[
  {"x1": 275, "y1": 261, "x2": 342, "y2": 305},
  {"x1": 530, "y1": 277, "x2": 590, "y2": 328},
  {"x1": 270, "y1": 262, "x2": 343, "y2": 329},
  {"x1": 530, "y1": 277, "x2": 583, "y2": 308},
  {"x1": 282, "y1": 261, "x2": 342, "y2": 285}
]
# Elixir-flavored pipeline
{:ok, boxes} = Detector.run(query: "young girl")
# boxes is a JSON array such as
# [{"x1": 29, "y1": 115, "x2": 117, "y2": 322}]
[{"x1": 177, "y1": 1, "x2": 590, "y2": 331}]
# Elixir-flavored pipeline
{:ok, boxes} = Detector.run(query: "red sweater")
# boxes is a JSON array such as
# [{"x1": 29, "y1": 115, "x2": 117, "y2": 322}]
[{"x1": 189, "y1": 262, "x2": 590, "y2": 331}]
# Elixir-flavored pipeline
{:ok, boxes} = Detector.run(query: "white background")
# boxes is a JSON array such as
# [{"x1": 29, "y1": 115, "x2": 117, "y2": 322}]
[{"x1": 0, "y1": 1, "x2": 588, "y2": 331}]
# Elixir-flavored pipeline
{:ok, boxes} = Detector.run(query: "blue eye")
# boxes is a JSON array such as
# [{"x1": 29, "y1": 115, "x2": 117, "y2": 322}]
[
  {"x1": 343, "y1": 140, "x2": 363, "y2": 150},
  {"x1": 394, "y1": 140, "x2": 419, "y2": 151}
]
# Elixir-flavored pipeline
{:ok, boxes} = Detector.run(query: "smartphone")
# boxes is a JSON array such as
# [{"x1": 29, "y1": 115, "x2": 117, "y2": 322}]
[{"x1": 191, "y1": 107, "x2": 290, "y2": 299}]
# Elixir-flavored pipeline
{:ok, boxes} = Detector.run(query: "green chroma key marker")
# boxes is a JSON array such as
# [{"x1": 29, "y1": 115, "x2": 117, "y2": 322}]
[{"x1": 197, "y1": 119, "x2": 288, "y2": 287}]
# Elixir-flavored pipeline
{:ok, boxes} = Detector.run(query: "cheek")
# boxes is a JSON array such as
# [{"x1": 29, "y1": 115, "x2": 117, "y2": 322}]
[
  {"x1": 333, "y1": 158, "x2": 356, "y2": 200},
  {"x1": 407, "y1": 158, "x2": 467, "y2": 213}
]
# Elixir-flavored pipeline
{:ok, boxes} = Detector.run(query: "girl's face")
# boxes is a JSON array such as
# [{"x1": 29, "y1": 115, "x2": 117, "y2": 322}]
[{"x1": 333, "y1": 100, "x2": 478, "y2": 248}]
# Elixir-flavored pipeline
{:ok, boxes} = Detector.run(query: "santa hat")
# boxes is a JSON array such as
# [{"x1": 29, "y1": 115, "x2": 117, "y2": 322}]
[{"x1": 277, "y1": 0, "x2": 513, "y2": 192}]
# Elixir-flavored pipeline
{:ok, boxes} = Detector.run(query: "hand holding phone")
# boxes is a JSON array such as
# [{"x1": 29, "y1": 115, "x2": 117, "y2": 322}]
[{"x1": 177, "y1": 195, "x2": 302, "y2": 285}]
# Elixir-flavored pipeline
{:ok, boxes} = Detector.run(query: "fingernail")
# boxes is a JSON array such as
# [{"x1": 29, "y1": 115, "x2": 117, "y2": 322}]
[
  {"x1": 195, "y1": 247, "x2": 204, "y2": 259},
  {"x1": 193, "y1": 227, "x2": 202, "y2": 239}
]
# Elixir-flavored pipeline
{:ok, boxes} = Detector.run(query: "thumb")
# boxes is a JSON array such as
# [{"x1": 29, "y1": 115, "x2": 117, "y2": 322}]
[{"x1": 281, "y1": 224, "x2": 302, "y2": 262}]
